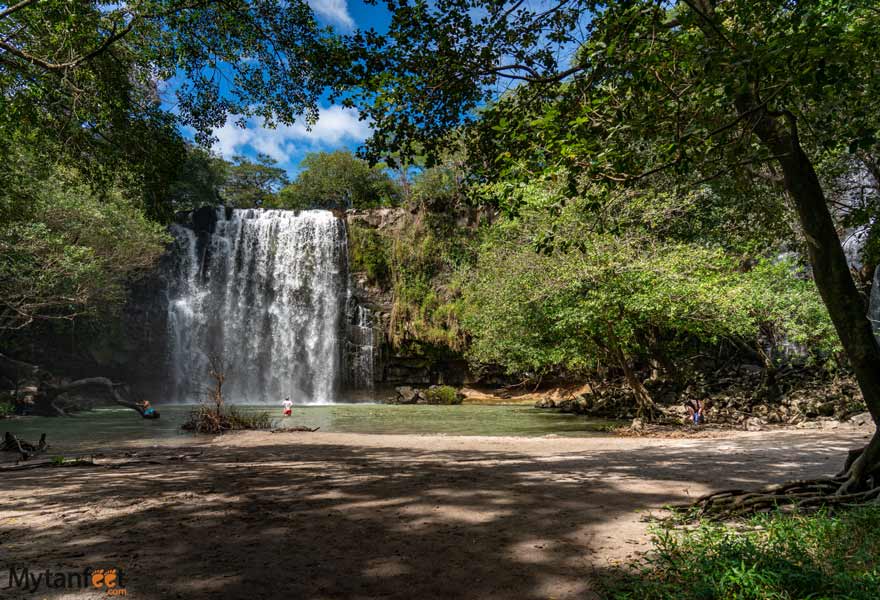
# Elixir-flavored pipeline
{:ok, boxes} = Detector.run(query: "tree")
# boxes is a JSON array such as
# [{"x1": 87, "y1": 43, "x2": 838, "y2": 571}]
[
  {"x1": 274, "y1": 150, "x2": 401, "y2": 210},
  {"x1": 357, "y1": 0, "x2": 880, "y2": 497},
  {"x1": 464, "y1": 189, "x2": 837, "y2": 417},
  {"x1": 0, "y1": 1, "x2": 349, "y2": 219},
  {"x1": 220, "y1": 154, "x2": 288, "y2": 208},
  {"x1": 168, "y1": 146, "x2": 228, "y2": 211},
  {"x1": 0, "y1": 153, "x2": 169, "y2": 331}
]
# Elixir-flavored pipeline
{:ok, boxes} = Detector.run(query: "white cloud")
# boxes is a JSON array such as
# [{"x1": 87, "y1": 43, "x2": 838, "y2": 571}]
[
  {"x1": 211, "y1": 105, "x2": 372, "y2": 163},
  {"x1": 307, "y1": 0, "x2": 355, "y2": 29}
]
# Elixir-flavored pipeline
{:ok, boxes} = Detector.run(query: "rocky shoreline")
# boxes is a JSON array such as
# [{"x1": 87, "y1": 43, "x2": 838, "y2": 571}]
[{"x1": 391, "y1": 365, "x2": 874, "y2": 433}]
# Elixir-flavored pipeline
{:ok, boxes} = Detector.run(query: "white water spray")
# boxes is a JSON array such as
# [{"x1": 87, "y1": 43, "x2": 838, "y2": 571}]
[{"x1": 166, "y1": 209, "x2": 348, "y2": 404}]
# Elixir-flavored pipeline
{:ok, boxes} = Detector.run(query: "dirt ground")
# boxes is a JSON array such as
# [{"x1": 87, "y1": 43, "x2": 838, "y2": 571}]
[{"x1": 0, "y1": 428, "x2": 872, "y2": 599}]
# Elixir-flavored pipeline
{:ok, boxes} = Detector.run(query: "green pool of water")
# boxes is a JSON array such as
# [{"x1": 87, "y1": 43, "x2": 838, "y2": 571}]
[{"x1": 1, "y1": 404, "x2": 617, "y2": 450}]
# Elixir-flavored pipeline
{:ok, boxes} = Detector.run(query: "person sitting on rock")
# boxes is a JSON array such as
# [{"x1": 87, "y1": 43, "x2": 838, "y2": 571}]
[
  {"x1": 141, "y1": 400, "x2": 157, "y2": 418},
  {"x1": 684, "y1": 397, "x2": 704, "y2": 425}
]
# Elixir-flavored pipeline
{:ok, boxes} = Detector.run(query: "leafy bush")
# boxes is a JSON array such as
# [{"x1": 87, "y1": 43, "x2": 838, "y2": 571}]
[
  {"x1": 348, "y1": 224, "x2": 392, "y2": 288},
  {"x1": 604, "y1": 508, "x2": 880, "y2": 600},
  {"x1": 275, "y1": 150, "x2": 401, "y2": 210},
  {"x1": 0, "y1": 158, "x2": 170, "y2": 330},
  {"x1": 0, "y1": 402, "x2": 14, "y2": 418},
  {"x1": 462, "y1": 195, "x2": 838, "y2": 381},
  {"x1": 181, "y1": 404, "x2": 274, "y2": 434},
  {"x1": 388, "y1": 212, "x2": 475, "y2": 355},
  {"x1": 423, "y1": 385, "x2": 462, "y2": 405}
]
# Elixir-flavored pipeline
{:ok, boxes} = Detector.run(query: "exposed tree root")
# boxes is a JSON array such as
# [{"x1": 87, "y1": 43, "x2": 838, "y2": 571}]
[
  {"x1": 1, "y1": 432, "x2": 48, "y2": 460},
  {"x1": 682, "y1": 437, "x2": 880, "y2": 520}
]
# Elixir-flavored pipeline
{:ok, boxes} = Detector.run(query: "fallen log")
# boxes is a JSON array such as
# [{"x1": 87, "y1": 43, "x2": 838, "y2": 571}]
[
  {"x1": 271, "y1": 426, "x2": 320, "y2": 433},
  {"x1": 0, "y1": 451, "x2": 203, "y2": 472},
  {"x1": 0, "y1": 352, "x2": 154, "y2": 418}
]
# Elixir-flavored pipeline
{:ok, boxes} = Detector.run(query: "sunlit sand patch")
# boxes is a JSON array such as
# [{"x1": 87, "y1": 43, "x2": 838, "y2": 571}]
[
  {"x1": 363, "y1": 558, "x2": 412, "y2": 578},
  {"x1": 507, "y1": 538, "x2": 560, "y2": 564}
]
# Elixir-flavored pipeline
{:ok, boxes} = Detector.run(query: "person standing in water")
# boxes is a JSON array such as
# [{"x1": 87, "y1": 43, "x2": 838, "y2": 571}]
[{"x1": 281, "y1": 397, "x2": 293, "y2": 417}]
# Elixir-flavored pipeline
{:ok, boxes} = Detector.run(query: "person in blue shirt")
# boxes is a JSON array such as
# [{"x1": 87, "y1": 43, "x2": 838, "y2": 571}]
[{"x1": 141, "y1": 400, "x2": 157, "y2": 418}]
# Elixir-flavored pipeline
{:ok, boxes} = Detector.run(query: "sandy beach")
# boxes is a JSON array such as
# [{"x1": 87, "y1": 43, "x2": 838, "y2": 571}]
[{"x1": 0, "y1": 428, "x2": 872, "y2": 599}]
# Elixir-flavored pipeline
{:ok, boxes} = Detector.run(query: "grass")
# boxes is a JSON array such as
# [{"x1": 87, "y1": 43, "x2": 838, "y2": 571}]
[
  {"x1": 181, "y1": 404, "x2": 274, "y2": 434},
  {"x1": 603, "y1": 507, "x2": 880, "y2": 600}
]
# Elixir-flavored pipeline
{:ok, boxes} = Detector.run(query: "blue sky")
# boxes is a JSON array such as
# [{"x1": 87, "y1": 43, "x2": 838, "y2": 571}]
[{"x1": 179, "y1": 1, "x2": 392, "y2": 177}]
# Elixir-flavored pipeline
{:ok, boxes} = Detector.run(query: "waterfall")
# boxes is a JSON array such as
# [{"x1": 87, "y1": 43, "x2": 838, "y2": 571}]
[
  {"x1": 346, "y1": 302, "x2": 376, "y2": 389},
  {"x1": 166, "y1": 208, "x2": 348, "y2": 404}
]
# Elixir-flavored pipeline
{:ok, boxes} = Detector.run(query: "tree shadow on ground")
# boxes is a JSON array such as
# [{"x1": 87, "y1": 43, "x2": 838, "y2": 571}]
[{"x1": 0, "y1": 432, "x2": 863, "y2": 599}]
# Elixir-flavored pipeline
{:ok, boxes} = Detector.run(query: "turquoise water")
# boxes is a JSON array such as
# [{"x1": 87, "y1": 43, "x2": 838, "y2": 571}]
[{"x1": 0, "y1": 404, "x2": 617, "y2": 450}]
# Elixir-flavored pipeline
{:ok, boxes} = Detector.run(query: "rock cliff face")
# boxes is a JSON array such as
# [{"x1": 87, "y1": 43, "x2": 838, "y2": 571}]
[
  {"x1": 344, "y1": 207, "x2": 472, "y2": 389},
  {"x1": 112, "y1": 206, "x2": 471, "y2": 399}
]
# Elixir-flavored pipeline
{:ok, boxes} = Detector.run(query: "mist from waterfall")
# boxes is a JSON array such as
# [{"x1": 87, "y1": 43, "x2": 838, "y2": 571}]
[{"x1": 166, "y1": 208, "x2": 348, "y2": 404}]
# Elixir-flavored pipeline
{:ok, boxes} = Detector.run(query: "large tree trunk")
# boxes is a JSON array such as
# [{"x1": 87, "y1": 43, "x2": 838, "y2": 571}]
[
  {"x1": 0, "y1": 352, "x2": 151, "y2": 417},
  {"x1": 606, "y1": 325, "x2": 657, "y2": 419},
  {"x1": 735, "y1": 94, "x2": 880, "y2": 491}
]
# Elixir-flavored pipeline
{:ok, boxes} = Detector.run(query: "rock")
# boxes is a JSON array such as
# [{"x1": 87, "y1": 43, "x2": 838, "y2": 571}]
[
  {"x1": 815, "y1": 401, "x2": 837, "y2": 417},
  {"x1": 849, "y1": 412, "x2": 874, "y2": 427},
  {"x1": 535, "y1": 397, "x2": 556, "y2": 409},
  {"x1": 556, "y1": 399, "x2": 574, "y2": 412},
  {"x1": 394, "y1": 386, "x2": 419, "y2": 404},
  {"x1": 744, "y1": 417, "x2": 765, "y2": 431}
]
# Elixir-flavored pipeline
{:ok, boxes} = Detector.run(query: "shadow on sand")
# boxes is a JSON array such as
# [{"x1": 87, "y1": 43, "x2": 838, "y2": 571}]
[{"x1": 0, "y1": 432, "x2": 861, "y2": 599}]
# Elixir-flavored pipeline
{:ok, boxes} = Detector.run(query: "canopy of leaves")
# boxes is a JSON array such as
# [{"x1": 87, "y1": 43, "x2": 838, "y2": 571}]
[
  {"x1": 0, "y1": 152, "x2": 169, "y2": 330},
  {"x1": 220, "y1": 154, "x2": 289, "y2": 208},
  {"x1": 0, "y1": 1, "x2": 350, "y2": 220},
  {"x1": 275, "y1": 151, "x2": 401, "y2": 210},
  {"x1": 463, "y1": 189, "x2": 838, "y2": 378}
]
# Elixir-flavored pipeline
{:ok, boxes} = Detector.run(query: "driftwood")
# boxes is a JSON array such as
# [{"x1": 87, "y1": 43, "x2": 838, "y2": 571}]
[
  {"x1": 0, "y1": 352, "x2": 155, "y2": 417},
  {"x1": 0, "y1": 450, "x2": 203, "y2": 472},
  {"x1": 1, "y1": 432, "x2": 47, "y2": 460},
  {"x1": 270, "y1": 426, "x2": 320, "y2": 433}
]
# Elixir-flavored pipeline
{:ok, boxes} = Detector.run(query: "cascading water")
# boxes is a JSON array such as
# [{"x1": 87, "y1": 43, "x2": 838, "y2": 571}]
[
  {"x1": 346, "y1": 302, "x2": 376, "y2": 389},
  {"x1": 165, "y1": 208, "x2": 348, "y2": 404}
]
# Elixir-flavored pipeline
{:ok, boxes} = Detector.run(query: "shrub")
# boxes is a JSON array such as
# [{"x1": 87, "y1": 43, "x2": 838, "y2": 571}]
[
  {"x1": 0, "y1": 401, "x2": 14, "y2": 418},
  {"x1": 603, "y1": 507, "x2": 880, "y2": 600},
  {"x1": 348, "y1": 224, "x2": 391, "y2": 288},
  {"x1": 181, "y1": 404, "x2": 274, "y2": 434},
  {"x1": 423, "y1": 385, "x2": 462, "y2": 405}
]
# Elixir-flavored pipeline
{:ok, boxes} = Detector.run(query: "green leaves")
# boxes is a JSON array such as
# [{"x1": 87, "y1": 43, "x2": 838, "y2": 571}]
[
  {"x1": 274, "y1": 150, "x2": 401, "y2": 210},
  {"x1": 0, "y1": 154, "x2": 170, "y2": 330},
  {"x1": 461, "y1": 190, "x2": 836, "y2": 378}
]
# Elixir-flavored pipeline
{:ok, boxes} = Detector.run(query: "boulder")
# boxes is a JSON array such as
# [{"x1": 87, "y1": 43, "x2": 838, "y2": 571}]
[
  {"x1": 744, "y1": 417, "x2": 765, "y2": 432},
  {"x1": 394, "y1": 386, "x2": 420, "y2": 404},
  {"x1": 849, "y1": 412, "x2": 874, "y2": 427},
  {"x1": 534, "y1": 397, "x2": 556, "y2": 409}
]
